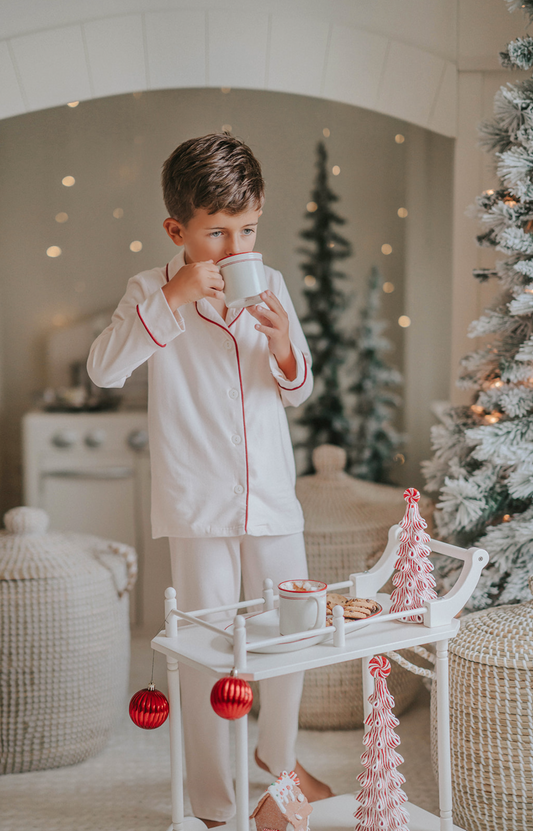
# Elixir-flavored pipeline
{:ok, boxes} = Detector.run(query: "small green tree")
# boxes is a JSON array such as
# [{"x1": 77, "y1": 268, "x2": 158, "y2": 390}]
[
  {"x1": 349, "y1": 266, "x2": 403, "y2": 482},
  {"x1": 297, "y1": 141, "x2": 353, "y2": 471}
]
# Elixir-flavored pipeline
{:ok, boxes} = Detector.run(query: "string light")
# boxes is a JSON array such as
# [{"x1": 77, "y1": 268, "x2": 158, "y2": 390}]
[
  {"x1": 304, "y1": 275, "x2": 316, "y2": 287},
  {"x1": 221, "y1": 87, "x2": 231, "y2": 94},
  {"x1": 471, "y1": 404, "x2": 485, "y2": 415},
  {"x1": 46, "y1": 246, "x2": 62, "y2": 258},
  {"x1": 398, "y1": 316, "x2": 411, "y2": 328},
  {"x1": 484, "y1": 412, "x2": 502, "y2": 424},
  {"x1": 328, "y1": 242, "x2": 335, "y2": 248},
  {"x1": 489, "y1": 379, "x2": 503, "y2": 389},
  {"x1": 502, "y1": 514, "x2": 511, "y2": 522},
  {"x1": 397, "y1": 208, "x2": 408, "y2": 218},
  {"x1": 55, "y1": 212, "x2": 68, "y2": 223},
  {"x1": 332, "y1": 165, "x2": 340, "y2": 175},
  {"x1": 381, "y1": 244, "x2": 393, "y2": 255},
  {"x1": 113, "y1": 208, "x2": 124, "y2": 219},
  {"x1": 383, "y1": 282, "x2": 395, "y2": 293},
  {"x1": 395, "y1": 134, "x2": 405, "y2": 144},
  {"x1": 393, "y1": 453, "x2": 405, "y2": 464},
  {"x1": 306, "y1": 201, "x2": 318, "y2": 212},
  {"x1": 130, "y1": 241, "x2": 143, "y2": 253},
  {"x1": 482, "y1": 189, "x2": 494, "y2": 196},
  {"x1": 67, "y1": 101, "x2": 79, "y2": 108},
  {"x1": 62, "y1": 176, "x2": 75, "y2": 187},
  {"x1": 323, "y1": 128, "x2": 330, "y2": 137}
]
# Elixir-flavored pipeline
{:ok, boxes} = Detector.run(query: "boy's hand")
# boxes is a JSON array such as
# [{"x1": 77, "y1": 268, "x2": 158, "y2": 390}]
[
  {"x1": 162, "y1": 261, "x2": 225, "y2": 311},
  {"x1": 247, "y1": 291, "x2": 297, "y2": 381}
]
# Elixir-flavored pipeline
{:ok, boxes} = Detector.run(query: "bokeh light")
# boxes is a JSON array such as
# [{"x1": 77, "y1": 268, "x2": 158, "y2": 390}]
[
  {"x1": 397, "y1": 207, "x2": 408, "y2": 218},
  {"x1": 307, "y1": 201, "x2": 318, "y2": 212},
  {"x1": 62, "y1": 176, "x2": 75, "y2": 187},
  {"x1": 398, "y1": 315, "x2": 411, "y2": 328},
  {"x1": 383, "y1": 282, "x2": 395, "y2": 293},
  {"x1": 381, "y1": 244, "x2": 393, "y2": 255},
  {"x1": 323, "y1": 128, "x2": 330, "y2": 137},
  {"x1": 55, "y1": 212, "x2": 68, "y2": 223},
  {"x1": 130, "y1": 240, "x2": 143, "y2": 253},
  {"x1": 46, "y1": 246, "x2": 62, "y2": 258},
  {"x1": 332, "y1": 165, "x2": 340, "y2": 175},
  {"x1": 395, "y1": 134, "x2": 405, "y2": 144},
  {"x1": 113, "y1": 208, "x2": 124, "y2": 219}
]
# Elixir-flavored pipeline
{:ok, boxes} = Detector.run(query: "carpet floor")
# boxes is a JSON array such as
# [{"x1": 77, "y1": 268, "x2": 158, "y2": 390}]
[{"x1": 0, "y1": 636, "x2": 439, "y2": 830}]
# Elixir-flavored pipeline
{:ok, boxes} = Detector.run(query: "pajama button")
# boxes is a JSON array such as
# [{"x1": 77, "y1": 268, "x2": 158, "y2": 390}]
[
  {"x1": 228, "y1": 389, "x2": 239, "y2": 399},
  {"x1": 234, "y1": 485, "x2": 244, "y2": 494},
  {"x1": 231, "y1": 435, "x2": 241, "y2": 445},
  {"x1": 224, "y1": 340, "x2": 233, "y2": 350}
]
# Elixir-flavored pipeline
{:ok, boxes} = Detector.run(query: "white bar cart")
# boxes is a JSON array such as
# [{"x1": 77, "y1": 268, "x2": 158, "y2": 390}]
[{"x1": 151, "y1": 526, "x2": 489, "y2": 831}]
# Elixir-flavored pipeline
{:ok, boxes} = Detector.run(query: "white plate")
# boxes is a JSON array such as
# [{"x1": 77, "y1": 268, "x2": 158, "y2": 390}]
[{"x1": 225, "y1": 609, "x2": 329, "y2": 653}]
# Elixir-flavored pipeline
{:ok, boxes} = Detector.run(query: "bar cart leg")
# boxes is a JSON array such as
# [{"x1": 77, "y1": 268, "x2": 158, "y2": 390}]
[
  {"x1": 167, "y1": 656, "x2": 185, "y2": 831},
  {"x1": 436, "y1": 639, "x2": 453, "y2": 831},
  {"x1": 234, "y1": 714, "x2": 250, "y2": 831},
  {"x1": 361, "y1": 655, "x2": 374, "y2": 732}
]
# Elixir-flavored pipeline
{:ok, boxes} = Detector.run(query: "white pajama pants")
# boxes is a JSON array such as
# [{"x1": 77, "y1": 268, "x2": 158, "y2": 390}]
[{"x1": 169, "y1": 533, "x2": 308, "y2": 822}]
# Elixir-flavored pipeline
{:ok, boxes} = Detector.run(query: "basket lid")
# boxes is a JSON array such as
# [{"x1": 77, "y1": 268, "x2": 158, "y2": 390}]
[
  {"x1": 0, "y1": 507, "x2": 134, "y2": 584},
  {"x1": 450, "y1": 597, "x2": 533, "y2": 669},
  {"x1": 295, "y1": 445, "x2": 419, "y2": 533}
]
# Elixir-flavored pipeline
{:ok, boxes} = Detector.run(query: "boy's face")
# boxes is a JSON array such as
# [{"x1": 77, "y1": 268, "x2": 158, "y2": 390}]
[{"x1": 163, "y1": 207, "x2": 262, "y2": 263}]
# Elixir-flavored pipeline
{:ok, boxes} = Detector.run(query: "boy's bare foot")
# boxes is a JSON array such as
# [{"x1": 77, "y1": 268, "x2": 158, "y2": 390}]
[
  {"x1": 197, "y1": 820, "x2": 225, "y2": 828},
  {"x1": 254, "y1": 749, "x2": 334, "y2": 802}
]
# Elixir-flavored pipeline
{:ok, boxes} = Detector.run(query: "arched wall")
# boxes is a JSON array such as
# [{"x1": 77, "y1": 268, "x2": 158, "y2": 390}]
[{"x1": 0, "y1": 3, "x2": 457, "y2": 135}]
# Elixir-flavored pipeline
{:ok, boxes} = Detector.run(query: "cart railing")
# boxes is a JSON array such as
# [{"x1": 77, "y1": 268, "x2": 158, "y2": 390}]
[{"x1": 161, "y1": 527, "x2": 489, "y2": 671}]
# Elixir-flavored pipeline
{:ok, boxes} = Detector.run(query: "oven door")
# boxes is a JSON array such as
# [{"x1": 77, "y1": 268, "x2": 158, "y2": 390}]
[{"x1": 40, "y1": 466, "x2": 137, "y2": 547}]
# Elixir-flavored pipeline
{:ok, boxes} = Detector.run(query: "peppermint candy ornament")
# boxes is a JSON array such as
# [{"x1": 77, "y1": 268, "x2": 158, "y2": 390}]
[
  {"x1": 389, "y1": 488, "x2": 437, "y2": 623},
  {"x1": 355, "y1": 656, "x2": 409, "y2": 831}
]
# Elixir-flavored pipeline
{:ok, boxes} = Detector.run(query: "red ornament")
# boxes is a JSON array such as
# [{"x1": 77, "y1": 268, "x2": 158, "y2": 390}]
[
  {"x1": 210, "y1": 675, "x2": 253, "y2": 720},
  {"x1": 129, "y1": 683, "x2": 169, "y2": 729}
]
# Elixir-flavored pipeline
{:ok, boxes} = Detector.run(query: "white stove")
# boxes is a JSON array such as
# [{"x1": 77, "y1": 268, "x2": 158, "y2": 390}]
[{"x1": 23, "y1": 410, "x2": 171, "y2": 631}]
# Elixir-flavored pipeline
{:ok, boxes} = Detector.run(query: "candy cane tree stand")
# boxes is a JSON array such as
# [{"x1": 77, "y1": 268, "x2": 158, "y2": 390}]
[{"x1": 151, "y1": 527, "x2": 488, "y2": 831}]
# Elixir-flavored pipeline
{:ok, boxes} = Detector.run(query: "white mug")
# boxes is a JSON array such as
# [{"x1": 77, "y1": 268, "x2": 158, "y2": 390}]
[
  {"x1": 278, "y1": 579, "x2": 327, "y2": 636},
  {"x1": 218, "y1": 252, "x2": 268, "y2": 309}
]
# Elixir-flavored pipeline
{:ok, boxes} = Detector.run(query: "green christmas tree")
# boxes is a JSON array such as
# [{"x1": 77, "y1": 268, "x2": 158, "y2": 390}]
[
  {"x1": 297, "y1": 141, "x2": 353, "y2": 472},
  {"x1": 349, "y1": 266, "x2": 403, "y2": 483},
  {"x1": 423, "y1": 1, "x2": 533, "y2": 609}
]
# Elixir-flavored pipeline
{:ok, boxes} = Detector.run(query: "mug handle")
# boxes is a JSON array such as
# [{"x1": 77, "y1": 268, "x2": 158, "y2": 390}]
[{"x1": 310, "y1": 596, "x2": 322, "y2": 629}]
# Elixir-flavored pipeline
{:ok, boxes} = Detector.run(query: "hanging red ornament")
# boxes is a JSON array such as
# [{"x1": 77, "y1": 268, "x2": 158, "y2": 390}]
[
  {"x1": 129, "y1": 683, "x2": 169, "y2": 729},
  {"x1": 210, "y1": 675, "x2": 253, "y2": 720}
]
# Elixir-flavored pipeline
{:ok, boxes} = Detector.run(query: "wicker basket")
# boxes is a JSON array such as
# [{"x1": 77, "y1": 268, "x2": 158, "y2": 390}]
[
  {"x1": 0, "y1": 507, "x2": 137, "y2": 774},
  {"x1": 266, "y1": 445, "x2": 431, "y2": 729},
  {"x1": 431, "y1": 587, "x2": 533, "y2": 831}
]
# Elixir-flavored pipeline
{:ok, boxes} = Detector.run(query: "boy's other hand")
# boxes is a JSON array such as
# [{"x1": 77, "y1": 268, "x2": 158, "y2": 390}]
[
  {"x1": 162, "y1": 261, "x2": 225, "y2": 311},
  {"x1": 247, "y1": 291, "x2": 297, "y2": 381}
]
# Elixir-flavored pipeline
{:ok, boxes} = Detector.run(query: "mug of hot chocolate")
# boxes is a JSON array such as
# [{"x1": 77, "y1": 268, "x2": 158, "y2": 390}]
[
  {"x1": 217, "y1": 251, "x2": 268, "y2": 309},
  {"x1": 277, "y1": 579, "x2": 327, "y2": 636}
]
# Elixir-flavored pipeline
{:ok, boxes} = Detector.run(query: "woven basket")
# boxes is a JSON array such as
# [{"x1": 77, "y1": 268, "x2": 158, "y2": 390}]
[
  {"x1": 431, "y1": 587, "x2": 533, "y2": 831},
  {"x1": 255, "y1": 445, "x2": 432, "y2": 729},
  {"x1": 0, "y1": 507, "x2": 137, "y2": 774}
]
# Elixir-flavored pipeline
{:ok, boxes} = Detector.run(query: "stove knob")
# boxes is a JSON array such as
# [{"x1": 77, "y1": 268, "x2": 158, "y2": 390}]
[
  {"x1": 85, "y1": 429, "x2": 106, "y2": 448},
  {"x1": 127, "y1": 429, "x2": 149, "y2": 451},
  {"x1": 51, "y1": 429, "x2": 78, "y2": 449}
]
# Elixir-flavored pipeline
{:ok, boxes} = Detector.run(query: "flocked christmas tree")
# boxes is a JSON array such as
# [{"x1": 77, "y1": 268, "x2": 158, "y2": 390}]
[
  {"x1": 354, "y1": 655, "x2": 409, "y2": 831},
  {"x1": 297, "y1": 141, "x2": 353, "y2": 472},
  {"x1": 423, "y1": 0, "x2": 533, "y2": 609},
  {"x1": 389, "y1": 488, "x2": 437, "y2": 622},
  {"x1": 349, "y1": 265, "x2": 403, "y2": 482}
]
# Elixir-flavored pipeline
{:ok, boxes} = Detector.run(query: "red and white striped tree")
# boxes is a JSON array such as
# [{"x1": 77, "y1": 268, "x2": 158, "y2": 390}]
[
  {"x1": 389, "y1": 487, "x2": 437, "y2": 623},
  {"x1": 354, "y1": 656, "x2": 409, "y2": 831}
]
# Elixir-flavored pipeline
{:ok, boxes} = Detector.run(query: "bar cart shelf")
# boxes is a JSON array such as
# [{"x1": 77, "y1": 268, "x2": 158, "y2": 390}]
[{"x1": 151, "y1": 525, "x2": 489, "y2": 831}]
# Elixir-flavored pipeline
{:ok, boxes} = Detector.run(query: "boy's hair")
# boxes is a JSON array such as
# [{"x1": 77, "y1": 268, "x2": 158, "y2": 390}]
[{"x1": 162, "y1": 133, "x2": 265, "y2": 225}]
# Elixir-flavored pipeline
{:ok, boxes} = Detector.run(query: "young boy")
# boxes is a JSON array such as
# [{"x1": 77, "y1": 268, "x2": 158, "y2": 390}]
[{"x1": 87, "y1": 133, "x2": 333, "y2": 825}]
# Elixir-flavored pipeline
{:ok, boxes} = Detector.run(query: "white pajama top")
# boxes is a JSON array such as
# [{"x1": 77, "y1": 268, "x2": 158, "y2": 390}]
[{"x1": 87, "y1": 250, "x2": 313, "y2": 539}]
